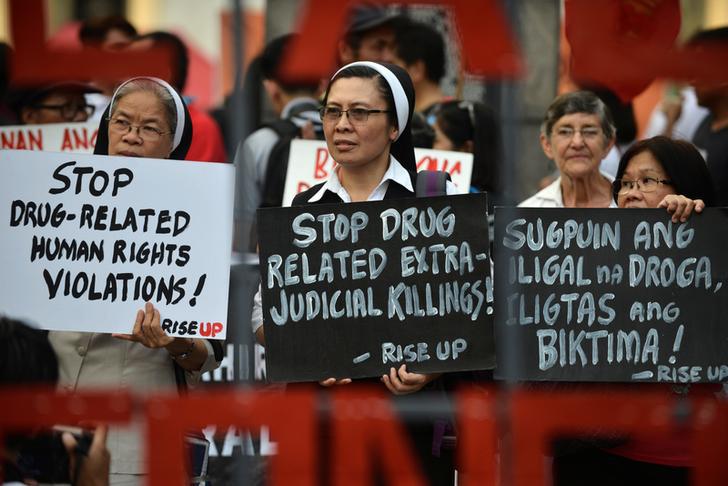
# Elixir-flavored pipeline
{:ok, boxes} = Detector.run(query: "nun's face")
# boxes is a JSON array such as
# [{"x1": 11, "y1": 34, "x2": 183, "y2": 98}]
[
  {"x1": 323, "y1": 76, "x2": 398, "y2": 171},
  {"x1": 107, "y1": 90, "x2": 174, "y2": 159}
]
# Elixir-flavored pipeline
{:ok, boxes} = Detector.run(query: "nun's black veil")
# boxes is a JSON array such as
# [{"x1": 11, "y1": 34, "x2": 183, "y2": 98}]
[
  {"x1": 93, "y1": 78, "x2": 193, "y2": 161},
  {"x1": 327, "y1": 61, "x2": 417, "y2": 174}
]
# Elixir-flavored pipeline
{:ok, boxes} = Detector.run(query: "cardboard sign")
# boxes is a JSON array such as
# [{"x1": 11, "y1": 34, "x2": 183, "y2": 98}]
[
  {"x1": 0, "y1": 150, "x2": 234, "y2": 339},
  {"x1": 0, "y1": 122, "x2": 98, "y2": 153},
  {"x1": 258, "y1": 194, "x2": 494, "y2": 382},
  {"x1": 494, "y1": 208, "x2": 728, "y2": 383},
  {"x1": 281, "y1": 140, "x2": 474, "y2": 206}
]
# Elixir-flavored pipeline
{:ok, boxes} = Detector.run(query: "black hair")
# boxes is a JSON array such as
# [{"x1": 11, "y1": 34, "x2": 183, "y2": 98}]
[
  {"x1": 584, "y1": 84, "x2": 637, "y2": 145},
  {"x1": 323, "y1": 64, "x2": 397, "y2": 128},
  {"x1": 542, "y1": 90, "x2": 616, "y2": 142},
  {"x1": 135, "y1": 31, "x2": 189, "y2": 93},
  {"x1": 394, "y1": 21, "x2": 445, "y2": 83},
  {"x1": 79, "y1": 15, "x2": 137, "y2": 47},
  {"x1": 259, "y1": 34, "x2": 319, "y2": 93},
  {"x1": 436, "y1": 100, "x2": 500, "y2": 192},
  {"x1": 613, "y1": 136, "x2": 715, "y2": 205},
  {"x1": 0, "y1": 317, "x2": 58, "y2": 386}
]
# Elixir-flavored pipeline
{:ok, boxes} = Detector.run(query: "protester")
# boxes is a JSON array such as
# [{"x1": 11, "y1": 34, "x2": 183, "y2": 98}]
[
  {"x1": 79, "y1": 15, "x2": 138, "y2": 51},
  {"x1": 391, "y1": 21, "x2": 448, "y2": 115},
  {"x1": 8, "y1": 82, "x2": 100, "y2": 124},
  {"x1": 78, "y1": 15, "x2": 138, "y2": 121},
  {"x1": 49, "y1": 77, "x2": 221, "y2": 484},
  {"x1": 432, "y1": 100, "x2": 501, "y2": 198},
  {"x1": 520, "y1": 91, "x2": 616, "y2": 208},
  {"x1": 553, "y1": 136, "x2": 715, "y2": 486},
  {"x1": 129, "y1": 31, "x2": 228, "y2": 163},
  {"x1": 338, "y1": 4, "x2": 404, "y2": 65},
  {"x1": 685, "y1": 27, "x2": 728, "y2": 206},
  {"x1": 251, "y1": 61, "x2": 457, "y2": 484},
  {"x1": 0, "y1": 317, "x2": 110, "y2": 486},
  {"x1": 234, "y1": 34, "x2": 322, "y2": 252}
]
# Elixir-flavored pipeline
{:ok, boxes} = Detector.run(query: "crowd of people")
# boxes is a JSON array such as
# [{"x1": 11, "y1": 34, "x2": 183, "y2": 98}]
[{"x1": 1, "y1": 4, "x2": 726, "y2": 486}]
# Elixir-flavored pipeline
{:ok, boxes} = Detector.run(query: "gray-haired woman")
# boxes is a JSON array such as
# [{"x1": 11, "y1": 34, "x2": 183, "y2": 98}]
[{"x1": 520, "y1": 90, "x2": 616, "y2": 208}]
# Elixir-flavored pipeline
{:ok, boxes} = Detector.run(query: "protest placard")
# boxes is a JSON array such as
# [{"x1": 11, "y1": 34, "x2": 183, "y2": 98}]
[
  {"x1": 494, "y1": 207, "x2": 728, "y2": 383},
  {"x1": 280, "y1": 140, "x2": 474, "y2": 206},
  {"x1": 0, "y1": 122, "x2": 98, "y2": 153},
  {"x1": 257, "y1": 193, "x2": 494, "y2": 382},
  {"x1": 0, "y1": 150, "x2": 234, "y2": 339}
]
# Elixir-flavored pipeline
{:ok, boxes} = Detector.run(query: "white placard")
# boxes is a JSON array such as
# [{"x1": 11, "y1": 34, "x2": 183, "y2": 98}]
[
  {"x1": 0, "y1": 122, "x2": 98, "y2": 153},
  {"x1": 281, "y1": 140, "x2": 474, "y2": 206},
  {"x1": 0, "y1": 150, "x2": 234, "y2": 339}
]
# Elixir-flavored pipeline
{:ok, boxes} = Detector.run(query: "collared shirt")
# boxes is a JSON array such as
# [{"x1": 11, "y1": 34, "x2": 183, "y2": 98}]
[
  {"x1": 307, "y1": 154, "x2": 415, "y2": 203},
  {"x1": 519, "y1": 173, "x2": 617, "y2": 208},
  {"x1": 306, "y1": 155, "x2": 457, "y2": 203}
]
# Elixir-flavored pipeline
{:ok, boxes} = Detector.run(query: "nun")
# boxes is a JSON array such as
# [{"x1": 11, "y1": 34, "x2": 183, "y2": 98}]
[{"x1": 49, "y1": 76, "x2": 220, "y2": 484}]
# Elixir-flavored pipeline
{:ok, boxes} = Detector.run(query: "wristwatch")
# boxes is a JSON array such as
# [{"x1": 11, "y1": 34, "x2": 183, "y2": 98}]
[{"x1": 169, "y1": 339, "x2": 195, "y2": 360}]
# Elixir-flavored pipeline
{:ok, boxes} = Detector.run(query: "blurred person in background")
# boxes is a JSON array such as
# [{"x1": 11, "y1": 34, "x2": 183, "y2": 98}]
[
  {"x1": 8, "y1": 82, "x2": 100, "y2": 125},
  {"x1": 391, "y1": 20, "x2": 449, "y2": 116},
  {"x1": 685, "y1": 27, "x2": 728, "y2": 206},
  {"x1": 129, "y1": 31, "x2": 228, "y2": 163},
  {"x1": 338, "y1": 4, "x2": 405, "y2": 65},
  {"x1": 0, "y1": 316, "x2": 110, "y2": 486},
  {"x1": 78, "y1": 15, "x2": 138, "y2": 122},
  {"x1": 233, "y1": 34, "x2": 322, "y2": 252}
]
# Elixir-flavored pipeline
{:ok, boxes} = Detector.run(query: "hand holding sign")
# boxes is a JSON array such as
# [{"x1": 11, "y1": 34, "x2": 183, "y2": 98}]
[
  {"x1": 113, "y1": 302, "x2": 172, "y2": 348},
  {"x1": 381, "y1": 365, "x2": 441, "y2": 395}
]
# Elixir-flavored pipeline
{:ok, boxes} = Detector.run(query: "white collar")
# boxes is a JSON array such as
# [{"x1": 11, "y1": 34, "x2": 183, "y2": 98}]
[{"x1": 307, "y1": 155, "x2": 413, "y2": 203}]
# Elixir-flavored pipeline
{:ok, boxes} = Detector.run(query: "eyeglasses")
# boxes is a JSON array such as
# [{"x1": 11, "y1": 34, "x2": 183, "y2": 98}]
[
  {"x1": 319, "y1": 106, "x2": 389, "y2": 124},
  {"x1": 553, "y1": 126, "x2": 602, "y2": 141},
  {"x1": 107, "y1": 117, "x2": 171, "y2": 141},
  {"x1": 33, "y1": 102, "x2": 95, "y2": 119},
  {"x1": 614, "y1": 177, "x2": 673, "y2": 195}
]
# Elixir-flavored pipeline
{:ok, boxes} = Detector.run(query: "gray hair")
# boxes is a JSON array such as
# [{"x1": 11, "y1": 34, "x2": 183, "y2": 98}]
[
  {"x1": 540, "y1": 90, "x2": 616, "y2": 142},
  {"x1": 109, "y1": 78, "x2": 177, "y2": 133}
]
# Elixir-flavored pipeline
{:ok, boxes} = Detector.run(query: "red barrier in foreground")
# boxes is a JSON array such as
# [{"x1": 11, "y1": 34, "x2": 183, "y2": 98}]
[
  {"x1": 2, "y1": 385, "x2": 726, "y2": 485},
  {"x1": 509, "y1": 386, "x2": 728, "y2": 486}
]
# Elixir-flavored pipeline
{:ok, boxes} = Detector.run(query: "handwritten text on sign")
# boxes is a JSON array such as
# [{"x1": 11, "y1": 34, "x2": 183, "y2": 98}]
[
  {"x1": 494, "y1": 208, "x2": 728, "y2": 383},
  {"x1": 258, "y1": 194, "x2": 494, "y2": 382},
  {"x1": 0, "y1": 150, "x2": 234, "y2": 339},
  {"x1": 281, "y1": 140, "x2": 474, "y2": 206},
  {"x1": 0, "y1": 122, "x2": 98, "y2": 153}
]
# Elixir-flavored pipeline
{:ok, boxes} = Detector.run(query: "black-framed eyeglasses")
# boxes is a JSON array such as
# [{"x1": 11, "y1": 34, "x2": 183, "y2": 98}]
[
  {"x1": 33, "y1": 102, "x2": 95, "y2": 119},
  {"x1": 319, "y1": 106, "x2": 389, "y2": 124},
  {"x1": 614, "y1": 177, "x2": 673, "y2": 195},
  {"x1": 106, "y1": 117, "x2": 171, "y2": 141}
]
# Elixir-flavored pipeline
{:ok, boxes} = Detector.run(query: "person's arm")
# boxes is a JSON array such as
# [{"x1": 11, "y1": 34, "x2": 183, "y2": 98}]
[
  {"x1": 113, "y1": 302, "x2": 208, "y2": 372},
  {"x1": 61, "y1": 425, "x2": 109, "y2": 486},
  {"x1": 658, "y1": 194, "x2": 705, "y2": 223}
]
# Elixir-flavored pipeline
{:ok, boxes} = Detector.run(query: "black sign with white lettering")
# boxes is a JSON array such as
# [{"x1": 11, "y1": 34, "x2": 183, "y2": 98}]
[
  {"x1": 258, "y1": 194, "x2": 494, "y2": 382},
  {"x1": 494, "y1": 207, "x2": 728, "y2": 383}
]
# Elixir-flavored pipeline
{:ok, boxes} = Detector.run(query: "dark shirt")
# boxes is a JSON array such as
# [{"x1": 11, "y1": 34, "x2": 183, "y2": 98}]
[{"x1": 693, "y1": 115, "x2": 728, "y2": 206}]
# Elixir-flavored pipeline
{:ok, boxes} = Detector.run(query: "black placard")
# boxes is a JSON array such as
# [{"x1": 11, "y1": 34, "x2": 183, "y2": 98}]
[
  {"x1": 494, "y1": 207, "x2": 728, "y2": 383},
  {"x1": 257, "y1": 194, "x2": 494, "y2": 382}
]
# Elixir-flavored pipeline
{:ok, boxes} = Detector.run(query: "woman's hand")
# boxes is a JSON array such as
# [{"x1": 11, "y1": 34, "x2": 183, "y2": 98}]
[
  {"x1": 113, "y1": 302, "x2": 173, "y2": 348},
  {"x1": 61, "y1": 425, "x2": 110, "y2": 486},
  {"x1": 319, "y1": 377, "x2": 352, "y2": 386},
  {"x1": 381, "y1": 365, "x2": 440, "y2": 395},
  {"x1": 658, "y1": 194, "x2": 705, "y2": 223}
]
